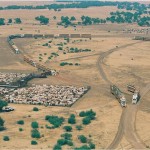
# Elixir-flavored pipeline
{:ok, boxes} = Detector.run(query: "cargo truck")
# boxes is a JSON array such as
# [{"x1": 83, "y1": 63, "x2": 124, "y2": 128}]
[
  {"x1": 127, "y1": 84, "x2": 140, "y2": 104},
  {"x1": 110, "y1": 85, "x2": 127, "y2": 107}
]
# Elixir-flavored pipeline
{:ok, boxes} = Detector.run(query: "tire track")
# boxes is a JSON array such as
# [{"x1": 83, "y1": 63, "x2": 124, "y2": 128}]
[{"x1": 96, "y1": 41, "x2": 147, "y2": 149}]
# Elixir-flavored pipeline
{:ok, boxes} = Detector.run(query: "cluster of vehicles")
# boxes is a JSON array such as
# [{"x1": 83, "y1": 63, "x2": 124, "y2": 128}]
[
  {"x1": 7, "y1": 34, "x2": 57, "y2": 75},
  {"x1": 110, "y1": 84, "x2": 140, "y2": 107}
]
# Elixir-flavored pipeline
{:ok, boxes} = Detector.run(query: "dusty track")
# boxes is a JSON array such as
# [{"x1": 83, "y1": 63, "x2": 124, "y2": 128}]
[{"x1": 96, "y1": 41, "x2": 148, "y2": 149}]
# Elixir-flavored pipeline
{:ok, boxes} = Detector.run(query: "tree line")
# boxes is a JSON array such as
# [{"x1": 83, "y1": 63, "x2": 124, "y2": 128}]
[
  {"x1": 0, "y1": 1, "x2": 149, "y2": 12},
  {"x1": 107, "y1": 11, "x2": 150, "y2": 26},
  {"x1": 0, "y1": 18, "x2": 22, "y2": 26}
]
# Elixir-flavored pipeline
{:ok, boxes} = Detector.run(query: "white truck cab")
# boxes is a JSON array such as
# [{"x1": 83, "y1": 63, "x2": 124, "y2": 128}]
[
  {"x1": 132, "y1": 91, "x2": 140, "y2": 104},
  {"x1": 120, "y1": 96, "x2": 127, "y2": 107}
]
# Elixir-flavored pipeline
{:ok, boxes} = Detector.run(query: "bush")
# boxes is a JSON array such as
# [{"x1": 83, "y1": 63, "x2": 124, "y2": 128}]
[
  {"x1": 89, "y1": 142, "x2": 95, "y2": 149},
  {"x1": 78, "y1": 135, "x2": 87, "y2": 143},
  {"x1": 53, "y1": 144, "x2": 62, "y2": 150},
  {"x1": 0, "y1": 126, "x2": 5, "y2": 131},
  {"x1": 66, "y1": 140, "x2": 73, "y2": 146},
  {"x1": 76, "y1": 125, "x2": 82, "y2": 130},
  {"x1": 57, "y1": 139, "x2": 66, "y2": 146},
  {"x1": 0, "y1": 99, "x2": 8, "y2": 111},
  {"x1": 63, "y1": 126, "x2": 72, "y2": 132},
  {"x1": 61, "y1": 133, "x2": 72, "y2": 140},
  {"x1": 33, "y1": 107, "x2": 39, "y2": 111},
  {"x1": 0, "y1": 117, "x2": 5, "y2": 127},
  {"x1": 45, "y1": 115, "x2": 64, "y2": 128},
  {"x1": 82, "y1": 117, "x2": 91, "y2": 125},
  {"x1": 75, "y1": 145, "x2": 90, "y2": 150},
  {"x1": 31, "y1": 140, "x2": 38, "y2": 145},
  {"x1": 68, "y1": 114, "x2": 76, "y2": 124},
  {"x1": 79, "y1": 111, "x2": 86, "y2": 117},
  {"x1": 58, "y1": 47, "x2": 63, "y2": 50},
  {"x1": 3, "y1": 136, "x2": 9, "y2": 141},
  {"x1": 31, "y1": 129, "x2": 41, "y2": 138},
  {"x1": 17, "y1": 120, "x2": 24, "y2": 125},
  {"x1": 31, "y1": 121, "x2": 39, "y2": 129},
  {"x1": 19, "y1": 128, "x2": 23, "y2": 132}
]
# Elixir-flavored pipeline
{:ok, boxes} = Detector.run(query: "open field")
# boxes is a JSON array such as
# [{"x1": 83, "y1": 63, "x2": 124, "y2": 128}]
[{"x1": 0, "y1": 2, "x2": 150, "y2": 149}]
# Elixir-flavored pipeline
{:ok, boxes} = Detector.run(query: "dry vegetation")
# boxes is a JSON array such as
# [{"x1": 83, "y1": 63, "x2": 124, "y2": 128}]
[{"x1": 0, "y1": 1, "x2": 150, "y2": 149}]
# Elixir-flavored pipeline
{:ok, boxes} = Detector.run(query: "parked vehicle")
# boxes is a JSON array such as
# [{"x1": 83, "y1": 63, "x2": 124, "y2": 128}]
[
  {"x1": 110, "y1": 85, "x2": 127, "y2": 107},
  {"x1": 2, "y1": 106, "x2": 14, "y2": 112}
]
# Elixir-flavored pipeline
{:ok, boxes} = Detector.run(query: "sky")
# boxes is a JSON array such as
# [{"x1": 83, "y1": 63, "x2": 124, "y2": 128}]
[{"x1": 0, "y1": 0, "x2": 149, "y2": 1}]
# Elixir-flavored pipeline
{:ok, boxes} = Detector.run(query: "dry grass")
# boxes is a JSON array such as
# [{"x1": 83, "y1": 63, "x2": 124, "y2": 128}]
[{"x1": 0, "y1": 5, "x2": 149, "y2": 149}]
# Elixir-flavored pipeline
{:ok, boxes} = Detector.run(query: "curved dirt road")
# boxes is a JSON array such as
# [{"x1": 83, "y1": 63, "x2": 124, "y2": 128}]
[{"x1": 96, "y1": 41, "x2": 148, "y2": 149}]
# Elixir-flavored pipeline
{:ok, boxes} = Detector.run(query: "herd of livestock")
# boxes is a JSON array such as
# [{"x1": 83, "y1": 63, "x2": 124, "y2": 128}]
[
  {"x1": 123, "y1": 28, "x2": 150, "y2": 35},
  {"x1": 0, "y1": 72, "x2": 89, "y2": 106}
]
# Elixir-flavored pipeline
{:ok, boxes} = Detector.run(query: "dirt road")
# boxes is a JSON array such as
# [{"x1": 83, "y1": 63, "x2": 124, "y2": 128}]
[{"x1": 96, "y1": 40, "x2": 148, "y2": 149}]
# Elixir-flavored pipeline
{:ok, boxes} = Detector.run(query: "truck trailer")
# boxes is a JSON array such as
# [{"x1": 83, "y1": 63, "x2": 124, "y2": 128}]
[{"x1": 110, "y1": 85, "x2": 127, "y2": 107}]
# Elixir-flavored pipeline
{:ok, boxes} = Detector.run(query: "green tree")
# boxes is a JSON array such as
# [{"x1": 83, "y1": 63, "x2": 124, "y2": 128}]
[
  {"x1": 0, "y1": 117, "x2": 5, "y2": 131},
  {"x1": 0, "y1": 100, "x2": 7, "y2": 111},
  {"x1": 82, "y1": 117, "x2": 91, "y2": 125},
  {"x1": 31, "y1": 140, "x2": 38, "y2": 145},
  {"x1": 0, "y1": 117, "x2": 5, "y2": 126},
  {"x1": 33, "y1": 107, "x2": 39, "y2": 111},
  {"x1": 31, "y1": 121, "x2": 39, "y2": 129},
  {"x1": 8, "y1": 18, "x2": 12, "y2": 24},
  {"x1": 63, "y1": 126, "x2": 72, "y2": 132},
  {"x1": 53, "y1": 144, "x2": 62, "y2": 150},
  {"x1": 70, "y1": 16, "x2": 76, "y2": 21},
  {"x1": 17, "y1": 120, "x2": 24, "y2": 125},
  {"x1": 3, "y1": 136, "x2": 9, "y2": 141},
  {"x1": 15, "y1": 18, "x2": 22, "y2": 24},
  {"x1": 31, "y1": 129, "x2": 41, "y2": 138},
  {"x1": 78, "y1": 135, "x2": 87, "y2": 143},
  {"x1": 0, "y1": 18, "x2": 5, "y2": 26},
  {"x1": 68, "y1": 114, "x2": 76, "y2": 124}
]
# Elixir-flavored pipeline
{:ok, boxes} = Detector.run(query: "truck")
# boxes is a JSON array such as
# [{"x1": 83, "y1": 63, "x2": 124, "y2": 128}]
[
  {"x1": 2, "y1": 106, "x2": 14, "y2": 112},
  {"x1": 110, "y1": 85, "x2": 127, "y2": 107},
  {"x1": 127, "y1": 84, "x2": 140, "y2": 104}
]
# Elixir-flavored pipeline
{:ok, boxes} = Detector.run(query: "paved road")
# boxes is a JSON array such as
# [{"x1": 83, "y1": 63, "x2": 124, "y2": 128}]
[{"x1": 96, "y1": 41, "x2": 148, "y2": 149}]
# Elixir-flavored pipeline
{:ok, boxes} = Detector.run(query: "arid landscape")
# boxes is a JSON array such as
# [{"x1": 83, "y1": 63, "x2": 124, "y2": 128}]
[{"x1": 0, "y1": 1, "x2": 150, "y2": 149}]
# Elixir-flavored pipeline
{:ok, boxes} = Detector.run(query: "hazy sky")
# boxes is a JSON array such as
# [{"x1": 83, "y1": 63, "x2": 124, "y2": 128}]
[{"x1": 0, "y1": 0, "x2": 149, "y2": 1}]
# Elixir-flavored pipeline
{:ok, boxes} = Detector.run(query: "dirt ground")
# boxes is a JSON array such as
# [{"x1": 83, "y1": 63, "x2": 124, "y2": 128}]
[{"x1": 0, "y1": 2, "x2": 150, "y2": 149}]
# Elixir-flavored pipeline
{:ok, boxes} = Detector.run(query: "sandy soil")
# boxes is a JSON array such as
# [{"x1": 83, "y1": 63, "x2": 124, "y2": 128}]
[{"x1": 0, "y1": 4, "x2": 149, "y2": 149}]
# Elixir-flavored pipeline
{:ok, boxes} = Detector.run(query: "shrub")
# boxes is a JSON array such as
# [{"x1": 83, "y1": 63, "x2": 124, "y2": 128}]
[
  {"x1": 57, "y1": 139, "x2": 66, "y2": 146},
  {"x1": 33, "y1": 107, "x2": 39, "y2": 111},
  {"x1": 0, "y1": 126, "x2": 5, "y2": 131},
  {"x1": 0, "y1": 100, "x2": 8, "y2": 111},
  {"x1": 60, "y1": 62, "x2": 68, "y2": 66},
  {"x1": 31, "y1": 140, "x2": 38, "y2": 145},
  {"x1": 17, "y1": 120, "x2": 24, "y2": 125},
  {"x1": 63, "y1": 126, "x2": 72, "y2": 132},
  {"x1": 45, "y1": 115, "x2": 64, "y2": 128},
  {"x1": 31, "y1": 129, "x2": 41, "y2": 138},
  {"x1": 79, "y1": 111, "x2": 86, "y2": 117},
  {"x1": 89, "y1": 142, "x2": 95, "y2": 149},
  {"x1": 78, "y1": 135, "x2": 87, "y2": 143},
  {"x1": 61, "y1": 133, "x2": 72, "y2": 140},
  {"x1": 75, "y1": 145, "x2": 90, "y2": 150},
  {"x1": 68, "y1": 114, "x2": 76, "y2": 124},
  {"x1": 3, "y1": 136, "x2": 9, "y2": 141},
  {"x1": 82, "y1": 117, "x2": 91, "y2": 125},
  {"x1": 76, "y1": 125, "x2": 82, "y2": 130},
  {"x1": 31, "y1": 121, "x2": 39, "y2": 129},
  {"x1": 66, "y1": 140, "x2": 73, "y2": 146},
  {"x1": 53, "y1": 144, "x2": 62, "y2": 150},
  {"x1": 19, "y1": 128, "x2": 23, "y2": 132},
  {"x1": 0, "y1": 117, "x2": 5, "y2": 127},
  {"x1": 58, "y1": 47, "x2": 63, "y2": 50}
]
